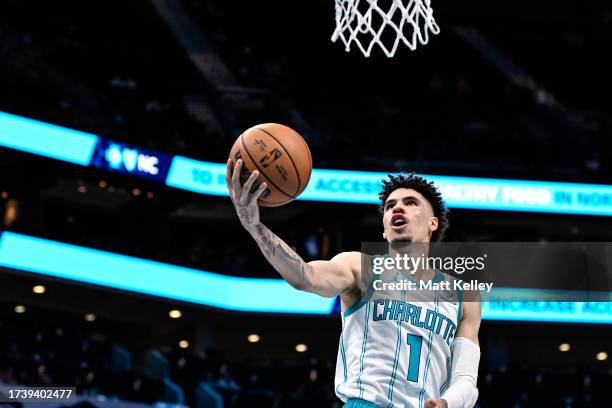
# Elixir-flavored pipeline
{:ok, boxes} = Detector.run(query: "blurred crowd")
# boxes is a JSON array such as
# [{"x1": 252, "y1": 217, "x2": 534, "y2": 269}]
[
  {"x1": 1, "y1": 309, "x2": 611, "y2": 408},
  {"x1": 0, "y1": 0, "x2": 223, "y2": 161}
]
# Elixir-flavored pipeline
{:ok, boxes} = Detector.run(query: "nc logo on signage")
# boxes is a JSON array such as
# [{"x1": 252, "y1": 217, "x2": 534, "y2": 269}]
[{"x1": 105, "y1": 144, "x2": 159, "y2": 176}]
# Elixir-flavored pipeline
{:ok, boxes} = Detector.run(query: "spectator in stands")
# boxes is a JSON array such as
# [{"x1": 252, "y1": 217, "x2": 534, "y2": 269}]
[{"x1": 216, "y1": 364, "x2": 240, "y2": 390}]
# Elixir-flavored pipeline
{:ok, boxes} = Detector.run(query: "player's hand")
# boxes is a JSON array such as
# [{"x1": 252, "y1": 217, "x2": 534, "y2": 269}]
[
  {"x1": 424, "y1": 399, "x2": 448, "y2": 408},
  {"x1": 226, "y1": 158, "x2": 267, "y2": 231}
]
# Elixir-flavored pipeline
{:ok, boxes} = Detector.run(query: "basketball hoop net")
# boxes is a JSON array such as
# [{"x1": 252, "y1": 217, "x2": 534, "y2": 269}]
[{"x1": 331, "y1": 0, "x2": 440, "y2": 57}]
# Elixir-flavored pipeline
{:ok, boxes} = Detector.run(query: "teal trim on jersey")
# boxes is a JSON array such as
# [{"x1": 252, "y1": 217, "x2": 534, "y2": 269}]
[
  {"x1": 439, "y1": 345, "x2": 455, "y2": 395},
  {"x1": 440, "y1": 378, "x2": 448, "y2": 396},
  {"x1": 439, "y1": 376, "x2": 450, "y2": 395},
  {"x1": 344, "y1": 398, "x2": 380, "y2": 408},
  {"x1": 439, "y1": 373, "x2": 449, "y2": 394},
  {"x1": 340, "y1": 333, "x2": 348, "y2": 381},
  {"x1": 386, "y1": 313, "x2": 404, "y2": 407},
  {"x1": 418, "y1": 293, "x2": 440, "y2": 408},
  {"x1": 343, "y1": 300, "x2": 367, "y2": 317},
  {"x1": 433, "y1": 270, "x2": 445, "y2": 283},
  {"x1": 336, "y1": 332, "x2": 351, "y2": 402},
  {"x1": 356, "y1": 302, "x2": 371, "y2": 398},
  {"x1": 456, "y1": 286, "x2": 463, "y2": 324}
]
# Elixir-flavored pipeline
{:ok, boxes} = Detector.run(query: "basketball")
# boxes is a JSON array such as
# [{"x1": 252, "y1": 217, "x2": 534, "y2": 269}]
[{"x1": 229, "y1": 123, "x2": 312, "y2": 207}]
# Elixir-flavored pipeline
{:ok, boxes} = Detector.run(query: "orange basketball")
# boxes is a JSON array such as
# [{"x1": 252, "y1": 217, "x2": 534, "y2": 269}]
[{"x1": 229, "y1": 123, "x2": 312, "y2": 207}]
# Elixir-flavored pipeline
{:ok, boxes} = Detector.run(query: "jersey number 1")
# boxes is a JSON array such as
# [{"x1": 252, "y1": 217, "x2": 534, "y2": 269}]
[{"x1": 406, "y1": 334, "x2": 423, "y2": 382}]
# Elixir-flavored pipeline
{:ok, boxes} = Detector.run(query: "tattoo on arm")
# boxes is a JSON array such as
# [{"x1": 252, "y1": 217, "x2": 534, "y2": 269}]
[
  {"x1": 254, "y1": 225, "x2": 305, "y2": 271},
  {"x1": 246, "y1": 222, "x2": 319, "y2": 290},
  {"x1": 238, "y1": 208, "x2": 251, "y2": 225},
  {"x1": 255, "y1": 225, "x2": 279, "y2": 256}
]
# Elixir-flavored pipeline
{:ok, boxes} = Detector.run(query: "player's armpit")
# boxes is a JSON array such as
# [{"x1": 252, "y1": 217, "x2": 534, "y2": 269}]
[{"x1": 303, "y1": 251, "x2": 360, "y2": 298}]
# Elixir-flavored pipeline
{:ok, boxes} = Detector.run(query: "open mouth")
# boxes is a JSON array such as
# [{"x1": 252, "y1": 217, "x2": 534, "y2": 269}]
[{"x1": 391, "y1": 214, "x2": 407, "y2": 228}]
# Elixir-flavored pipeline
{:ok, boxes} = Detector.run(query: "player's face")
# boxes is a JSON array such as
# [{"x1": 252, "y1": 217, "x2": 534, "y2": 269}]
[{"x1": 382, "y1": 188, "x2": 438, "y2": 243}]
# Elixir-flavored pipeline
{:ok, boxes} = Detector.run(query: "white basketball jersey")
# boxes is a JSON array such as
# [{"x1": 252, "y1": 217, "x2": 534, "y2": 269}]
[{"x1": 335, "y1": 269, "x2": 462, "y2": 408}]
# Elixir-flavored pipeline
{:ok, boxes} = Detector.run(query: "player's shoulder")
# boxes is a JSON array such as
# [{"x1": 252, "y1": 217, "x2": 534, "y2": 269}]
[
  {"x1": 330, "y1": 252, "x2": 363, "y2": 280},
  {"x1": 331, "y1": 252, "x2": 365, "y2": 299},
  {"x1": 330, "y1": 251, "x2": 362, "y2": 266}
]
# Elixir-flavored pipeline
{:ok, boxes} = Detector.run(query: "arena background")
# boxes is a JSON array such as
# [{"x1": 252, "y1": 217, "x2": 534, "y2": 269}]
[{"x1": 0, "y1": 0, "x2": 611, "y2": 407}]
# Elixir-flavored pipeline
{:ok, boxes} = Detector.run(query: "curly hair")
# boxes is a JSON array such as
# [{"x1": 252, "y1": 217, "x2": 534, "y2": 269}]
[{"x1": 378, "y1": 173, "x2": 449, "y2": 241}]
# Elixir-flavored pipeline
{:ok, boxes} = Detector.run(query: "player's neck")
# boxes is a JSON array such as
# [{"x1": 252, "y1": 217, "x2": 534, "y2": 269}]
[
  {"x1": 387, "y1": 241, "x2": 430, "y2": 259},
  {"x1": 387, "y1": 243, "x2": 436, "y2": 282}
]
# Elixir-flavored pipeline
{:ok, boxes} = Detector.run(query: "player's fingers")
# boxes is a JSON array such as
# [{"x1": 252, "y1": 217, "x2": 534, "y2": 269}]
[
  {"x1": 423, "y1": 400, "x2": 435, "y2": 408},
  {"x1": 250, "y1": 182, "x2": 267, "y2": 205},
  {"x1": 240, "y1": 171, "x2": 259, "y2": 205},
  {"x1": 231, "y1": 159, "x2": 243, "y2": 199}
]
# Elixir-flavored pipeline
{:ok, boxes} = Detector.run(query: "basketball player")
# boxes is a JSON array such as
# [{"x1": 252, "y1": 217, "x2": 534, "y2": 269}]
[{"x1": 226, "y1": 159, "x2": 481, "y2": 408}]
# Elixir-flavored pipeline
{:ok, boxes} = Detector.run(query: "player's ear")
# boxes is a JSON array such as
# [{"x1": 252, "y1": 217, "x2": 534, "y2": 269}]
[
  {"x1": 382, "y1": 232, "x2": 386, "y2": 240},
  {"x1": 429, "y1": 217, "x2": 439, "y2": 234}
]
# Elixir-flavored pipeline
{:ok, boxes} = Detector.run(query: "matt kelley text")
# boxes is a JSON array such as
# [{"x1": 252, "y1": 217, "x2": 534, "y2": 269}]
[{"x1": 373, "y1": 279, "x2": 494, "y2": 293}]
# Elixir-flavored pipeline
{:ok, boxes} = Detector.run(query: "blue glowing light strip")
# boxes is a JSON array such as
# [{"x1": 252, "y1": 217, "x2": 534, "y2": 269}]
[
  {"x1": 0, "y1": 111, "x2": 98, "y2": 165},
  {"x1": 166, "y1": 158, "x2": 612, "y2": 216},
  {"x1": 0, "y1": 232, "x2": 335, "y2": 315},
  {"x1": 0, "y1": 232, "x2": 611, "y2": 323},
  {"x1": 2, "y1": 111, "x2": 612, "y2": 216},
  {"x1": 481, "y1": 302, "x2": 612, "y2": 324}
]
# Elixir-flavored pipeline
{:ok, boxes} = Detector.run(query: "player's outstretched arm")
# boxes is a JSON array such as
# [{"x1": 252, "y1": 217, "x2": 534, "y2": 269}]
[{"x1": 226, "y1": 159, "x2": 356, "y2": 297}]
